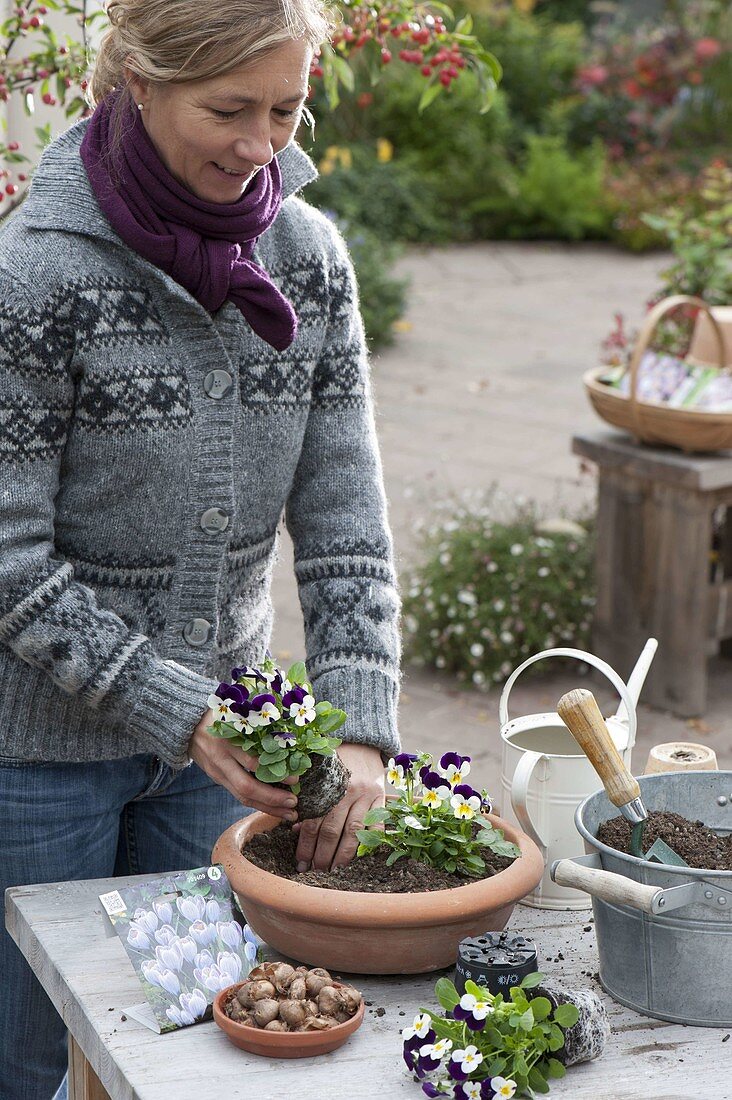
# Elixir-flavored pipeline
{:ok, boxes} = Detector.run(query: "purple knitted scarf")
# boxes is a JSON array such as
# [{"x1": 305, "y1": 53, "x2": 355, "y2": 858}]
[{"x1": 80, "y1": 93, "x2": 298, "y2": 351}]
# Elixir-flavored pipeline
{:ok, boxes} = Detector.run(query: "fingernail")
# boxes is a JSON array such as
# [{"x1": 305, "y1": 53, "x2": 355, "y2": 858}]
[
  {"x1": 286, "y1": 798, "x2": 297, "y2": 808},
  {"x1": 287, "y1": 812, "x2": 298, "y2": 823},
  {"x1": 297, "y1": 861, "x2": 308, "y2": 873}
]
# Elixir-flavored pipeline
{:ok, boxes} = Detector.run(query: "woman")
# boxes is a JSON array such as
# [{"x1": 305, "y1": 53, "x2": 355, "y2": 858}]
[{"x1": 0, "y1": 1, "x2": 401, "y2": 1095}]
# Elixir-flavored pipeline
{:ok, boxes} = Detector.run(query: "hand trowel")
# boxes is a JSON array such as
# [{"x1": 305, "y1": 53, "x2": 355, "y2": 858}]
[{"x1": 557, "y1": 687, "x2": 688, "y2": 866}]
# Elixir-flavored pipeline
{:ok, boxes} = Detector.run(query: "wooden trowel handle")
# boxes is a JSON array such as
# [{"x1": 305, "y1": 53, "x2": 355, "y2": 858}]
[{"x1": 557, "y1": 688, "x2": 641, "y2": 809}]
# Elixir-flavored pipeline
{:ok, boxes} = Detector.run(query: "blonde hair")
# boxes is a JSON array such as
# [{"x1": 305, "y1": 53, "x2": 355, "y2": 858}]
[{"x1": 89, "y1": 0, "x2": 333, "y2": 105}]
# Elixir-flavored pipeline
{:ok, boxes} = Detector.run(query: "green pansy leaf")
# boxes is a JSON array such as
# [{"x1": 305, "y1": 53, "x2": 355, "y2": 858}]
[
  {"x1": 548, "y1": 1024, "x2": 566, "y2": 1051},
  {"x1": 356, "y1": 830, "x2": 384, "y2": 850},
  {"x1": 363, "y1": 807, "x2": 391, "y2": 826},
  {"x1": 528, "y1": 1067, "x2": 551, "y2": 1093},
  {"x1": 257, "y1": 750, "x2": 288, "y2": 765},
  {"x1": 521, "y1": 972, "x2": 545, "y2": 989},
  {"x1": 529, "y1": 997, "x2": 552, "y2": 1022},
  {"x1": 546, "y1": 1058, "x2": 566, "y2": 1079},
  {"x1": 553, "y1": 1004, "x2": 580, "y2": 1028},
  {"x1": 254, "y1": 765, "x2": 277, "y2": 783},
  {"x1": 385, "y1": 849, "x2": 407, "y2": 866},
  {"x1": 286, "y1": 661, "x2": 307, "y2": 684},
  {"x1": 434, "y1": 978, "x2": 460, "y2": 1012},
  {"x1": 315, "y1": 701, "x2": 332, "y2": 715}
]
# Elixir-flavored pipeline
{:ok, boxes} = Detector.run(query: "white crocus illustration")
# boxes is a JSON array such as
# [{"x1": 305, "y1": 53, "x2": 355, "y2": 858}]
[
  {"x1": 155, "y1": 942, "x2": 185, "y2": 972},
  {"x1": 151, "y1": 900, "x2": 173, "y2": 925},
  {"x1": 178, "y1": 936, "x2": 197, "y2": 963},
  {"x1": 216, "y1": 920, "x2": 243, "y2": 949},
  {"x1": 154, "y1": 923, "x2": 178, "y2": 947},
  {"x1": 176, "y1": 894, "x2": 207, "y2": 923},
  {"x1": 217, "y1": 951, "x2": 243, "y2": 985},
  {"x1": 189, "y1": 920, "x2": 218, "y2": 947},
  {"x1": 127, "y1": 926, "x2": 151, "y2": 951},
  {"x1": 131, "y1": 908, "x2": 159, "y2": 935}
]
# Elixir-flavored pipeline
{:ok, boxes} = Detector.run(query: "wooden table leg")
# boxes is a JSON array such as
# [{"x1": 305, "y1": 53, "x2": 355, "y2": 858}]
[
  {"x1": 68, "y1": 1036, "x2": 111, "y2": 1100},
  {"x1": 593, "y1": 469, "x2": 712, "y2": 717}
]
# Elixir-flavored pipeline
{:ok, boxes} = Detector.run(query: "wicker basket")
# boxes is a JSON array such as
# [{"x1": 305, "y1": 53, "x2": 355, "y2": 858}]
[{"x1": 584, "y1": 294, "x2": 732, "y2": 453}]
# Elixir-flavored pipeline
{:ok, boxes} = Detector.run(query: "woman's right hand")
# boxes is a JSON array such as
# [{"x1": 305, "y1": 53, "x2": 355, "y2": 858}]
[{"x1": 188, "y1": 710, "x2": 299, "y2": 820}]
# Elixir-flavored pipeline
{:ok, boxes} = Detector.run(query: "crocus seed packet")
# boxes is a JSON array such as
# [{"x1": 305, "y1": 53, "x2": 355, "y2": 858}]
[{"x1": 99, "y1": 865, "x2": 259, "y2": 1033}]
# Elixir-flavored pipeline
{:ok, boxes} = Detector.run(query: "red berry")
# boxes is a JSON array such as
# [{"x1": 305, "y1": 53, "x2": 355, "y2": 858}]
[
  {"x1": 7, "y1": 141, "x2": 19, "y2": 151},
  {"x1": 390, "y1": 26, "x2": 401, "y2": 38},
  {"x1": 448, "y1": 66, "x2": 458, "y2": 78},
  {"x1": 439, "y1": 71, "x2": 451, "y2": 86},
  {"x1": 310, "y1": 64, "x2": 323, "y2": 77},
  {"x1": 18, "y1": 174, "x2": 27, "y2": 181},
  {"x1": 343, "y1": 26, "x2": 354, "y2": 41},
  {"x1": 42, "y1": 92, "x2": 55, "y2": 105},
  {"x1": 356, "y1": 91, "x2": 373, "y2": 109},
  {"x1": 58, "y1": 45, "x2": 68, "y2": 55},
  {"x1": 29, "y1": 14, "x2": 41, "y2": 26},
  {"x1": 38, "y1": 3, "x2": 48, "y2": 11},
  {"x1": 355, "y1": 32, "x2": 370, "y2": 47},
  {"x1": 430, "y1": 56, "x2": 440, "y2": 68},
  {"x1": 80, "y1": 79, "x2": 88, "y2": 90},
  {"x1": 6, "y1": 184, "x2": 18, "y2": 195},
  {"x1": 421, "y1": 65, "x2": 431, "y2": 76},
  {"x1": 380, "y1": 48, "x2": 392, "y2": 63}
]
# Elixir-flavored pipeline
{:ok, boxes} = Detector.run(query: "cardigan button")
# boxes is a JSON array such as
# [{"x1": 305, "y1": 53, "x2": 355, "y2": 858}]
[
  {"x1": 200, "y1": 507, "x2": 230, "y2": 535},
  {"x1": 183, "y1": 618, "x2": 212, "y2": 647},
  {"x1": 203, "y1": 369, "x2": 233, "y2": 399}
]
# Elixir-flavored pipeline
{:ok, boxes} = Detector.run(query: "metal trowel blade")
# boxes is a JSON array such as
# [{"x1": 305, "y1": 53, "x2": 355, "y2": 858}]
[{"x1": 645, "y1": 838, "x2": 689, "y2": 867}]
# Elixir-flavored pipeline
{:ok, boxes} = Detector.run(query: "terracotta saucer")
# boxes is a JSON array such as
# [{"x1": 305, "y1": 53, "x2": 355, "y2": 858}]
[{"x1": 213, "y1": 981, "x2": 365, "y2": 1058}]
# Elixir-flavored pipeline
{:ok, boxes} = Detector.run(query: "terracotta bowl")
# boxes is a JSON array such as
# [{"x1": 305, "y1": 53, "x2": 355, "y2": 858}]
[
  {"x1": 212, "y1": 812, "x2": 544, "y2": 974},
  {"x1": 213, "y1": 981, "x2": 365, "y2": 1058}
]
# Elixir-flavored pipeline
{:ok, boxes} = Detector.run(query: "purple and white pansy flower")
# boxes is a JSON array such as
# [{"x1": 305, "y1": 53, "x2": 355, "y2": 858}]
[
  {"x1": 490, "y1": 1078, "x2": 517, "y2": 1099},
  {"x1": 387, "y1": 757, "x2": 408, "y2": 790},
  {"x1": 289, "y1": 693, "x2": 316, "y2": 726},
  {"x1": 453, "y1": 991, "x2": 494, "y2": 1031},
  {"x1": 450, "y1": 785, "x2": 483, "y2": 821},
  {"x1": 247, "y1": 694, "x2": 280, "y2": 727},
  {"x1": 447, "y1": 1045, "x2": 484, "y2": 1080},
  {"x1": 439, "y1": 752, "x2": 472, "y2": 786}
]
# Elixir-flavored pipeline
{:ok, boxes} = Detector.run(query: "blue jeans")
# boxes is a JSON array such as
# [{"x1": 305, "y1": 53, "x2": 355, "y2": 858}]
[{"x1": 1, "y1": 754, "x2": 248, "y2": 1100}]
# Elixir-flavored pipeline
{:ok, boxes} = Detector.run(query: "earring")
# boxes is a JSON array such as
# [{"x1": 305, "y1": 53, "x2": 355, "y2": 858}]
[{"x1": 137, "y1": 102, "x2": 144, "y2": 111}]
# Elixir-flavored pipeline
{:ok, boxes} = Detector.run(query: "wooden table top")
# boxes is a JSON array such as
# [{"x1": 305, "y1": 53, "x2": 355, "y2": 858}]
[{"x1": 6, "y1": 874, "x2": 729, "y2": 1100}]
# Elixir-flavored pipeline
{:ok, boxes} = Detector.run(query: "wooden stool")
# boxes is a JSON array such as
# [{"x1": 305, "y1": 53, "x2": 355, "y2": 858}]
[{"x1": 573, "y1": 430, "x2": 732, "y2": 717}]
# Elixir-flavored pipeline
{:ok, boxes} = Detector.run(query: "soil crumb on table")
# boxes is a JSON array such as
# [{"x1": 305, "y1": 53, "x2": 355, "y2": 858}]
[
  {"x1": 597, "y1": 810, "x2": 732, "y2": 870},
  {"x1": 244, "y1": 823, "x2": 515, "y2": 892}
]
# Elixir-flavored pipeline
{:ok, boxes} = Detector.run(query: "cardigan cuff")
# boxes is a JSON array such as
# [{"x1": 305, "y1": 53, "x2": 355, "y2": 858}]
[
  {"x1": 127, "y1": 659, "x2": 217, "y2": 767},
  {"x1": 309, "y1": 666, "x2": 401, "y2": 762}
]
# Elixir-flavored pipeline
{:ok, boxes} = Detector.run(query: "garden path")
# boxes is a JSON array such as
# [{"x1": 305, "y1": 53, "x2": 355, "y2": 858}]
[{"x1": 270, "y1": 241, "x2": 732, "y2": 795}]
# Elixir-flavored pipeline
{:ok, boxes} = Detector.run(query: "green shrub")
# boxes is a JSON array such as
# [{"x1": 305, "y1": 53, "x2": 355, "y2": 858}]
[
  {"x1": 342, "y1": 222, "x2": 408, "y2": 351},
  {"x1": 307, "y1": 144, "x2": 452, "y2": 243},
  {"x1": 474, "y1": 134, "x2": 610, "y2": 240},
  {"x1": 403, "y1": 502, "x2": 595, "y2": 688}
]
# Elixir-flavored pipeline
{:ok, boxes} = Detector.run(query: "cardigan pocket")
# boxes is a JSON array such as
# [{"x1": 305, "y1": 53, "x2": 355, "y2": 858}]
[{"x1": 209, "y1": 531, "x2": 279, "y2": 674}]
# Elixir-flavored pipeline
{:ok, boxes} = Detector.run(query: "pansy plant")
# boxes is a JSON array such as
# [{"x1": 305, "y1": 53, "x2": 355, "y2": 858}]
[
  {"x1": 356, "y1": 751, "x2": 520, "y2": 878},
  {"x1": 402, "y1": 974, "x2": 579, "y2": 1098},
  {"x1": 206, "y1": 655, "x2": 346, "y2": 792}
]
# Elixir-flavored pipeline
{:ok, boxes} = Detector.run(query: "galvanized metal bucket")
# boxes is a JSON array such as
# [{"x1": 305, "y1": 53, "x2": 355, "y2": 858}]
[{"x1": 551, "y1": 771, "x2": 732, "y2": 1027}]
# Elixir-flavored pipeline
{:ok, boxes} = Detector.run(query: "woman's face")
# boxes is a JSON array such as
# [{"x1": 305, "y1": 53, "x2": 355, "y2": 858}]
[{"x1": 130, "y1": 37, "x2": 311, "y2": 203}]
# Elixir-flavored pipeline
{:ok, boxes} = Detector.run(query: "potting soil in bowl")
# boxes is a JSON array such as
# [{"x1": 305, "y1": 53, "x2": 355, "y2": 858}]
[{"x1": 598, "y1": 810, "x2": 732, "y2": 870}]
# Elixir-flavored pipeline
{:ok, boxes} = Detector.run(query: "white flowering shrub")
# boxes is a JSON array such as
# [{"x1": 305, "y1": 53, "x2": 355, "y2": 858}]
[{"x1": 402, "y1": 505, "x2": 595, "y2": 688}]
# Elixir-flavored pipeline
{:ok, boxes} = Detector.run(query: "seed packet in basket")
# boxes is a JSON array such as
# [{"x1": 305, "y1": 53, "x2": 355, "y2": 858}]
[
  {"x1": 601, "y1": 350, "x2": 690, "y2": 404},
  {"x1": 99, "y1": 865, "x2": 259, "y2": 1033}
]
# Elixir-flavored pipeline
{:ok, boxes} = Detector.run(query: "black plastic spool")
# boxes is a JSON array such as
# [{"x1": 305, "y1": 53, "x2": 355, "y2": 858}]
[{"x1": 454, "y1": 931, "x2": 539, "y2": 997}]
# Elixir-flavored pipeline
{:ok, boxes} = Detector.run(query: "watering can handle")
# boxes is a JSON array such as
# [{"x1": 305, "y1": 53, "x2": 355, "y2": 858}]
[
  {"x1": 510, "y1": 751, "x2": 546, "y2": 854},
  {"x1": 499, "y1": 648, "x2": 637, "y2": 751}
]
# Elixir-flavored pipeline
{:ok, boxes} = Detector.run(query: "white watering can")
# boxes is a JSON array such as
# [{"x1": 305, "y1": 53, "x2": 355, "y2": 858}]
[{"x1": 499, "y1": 640, "x2": 657, "y2": 910}]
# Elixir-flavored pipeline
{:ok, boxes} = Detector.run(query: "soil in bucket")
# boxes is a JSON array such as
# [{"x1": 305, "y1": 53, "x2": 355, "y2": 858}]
[
  {"x1": 598, "y1": 810, "x2": 732, "y2": 870},
  {"x1": 244, "y1": 823, "x2": 517, "y2": 893}
]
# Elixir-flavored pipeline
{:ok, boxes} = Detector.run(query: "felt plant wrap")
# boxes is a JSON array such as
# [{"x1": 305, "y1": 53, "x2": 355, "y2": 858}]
[
  {"x1": 206, "y1": 656, "x2": 346, "y2": 794},
  {"x1": 402, "y1": 974, "x2": 579, "y2": 1099},
  {"x1": 356, "y1": 752, "x2": 520, "y2": 877}
]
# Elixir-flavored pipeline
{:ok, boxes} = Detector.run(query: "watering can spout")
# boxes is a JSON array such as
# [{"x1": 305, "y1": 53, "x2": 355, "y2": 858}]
[{"x1": 614, "y1": 638, "x2": 658, "y2": 724}]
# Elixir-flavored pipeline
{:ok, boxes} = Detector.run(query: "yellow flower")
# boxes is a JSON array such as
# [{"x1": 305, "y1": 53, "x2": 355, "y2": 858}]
[{"x1": 376, "y1": 137, "x2": 393, "y2": 164}]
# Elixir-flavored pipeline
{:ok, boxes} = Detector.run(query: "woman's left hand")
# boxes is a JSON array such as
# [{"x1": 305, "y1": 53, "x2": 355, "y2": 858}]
[{"x1": 294, "y1": 743, "x2": 386, "y2": 872}]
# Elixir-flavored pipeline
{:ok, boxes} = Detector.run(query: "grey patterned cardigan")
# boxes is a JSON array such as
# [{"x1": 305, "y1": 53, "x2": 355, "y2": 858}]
[{"x1": 0, "y1": 119, "x2": 401, "y2": 767}]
